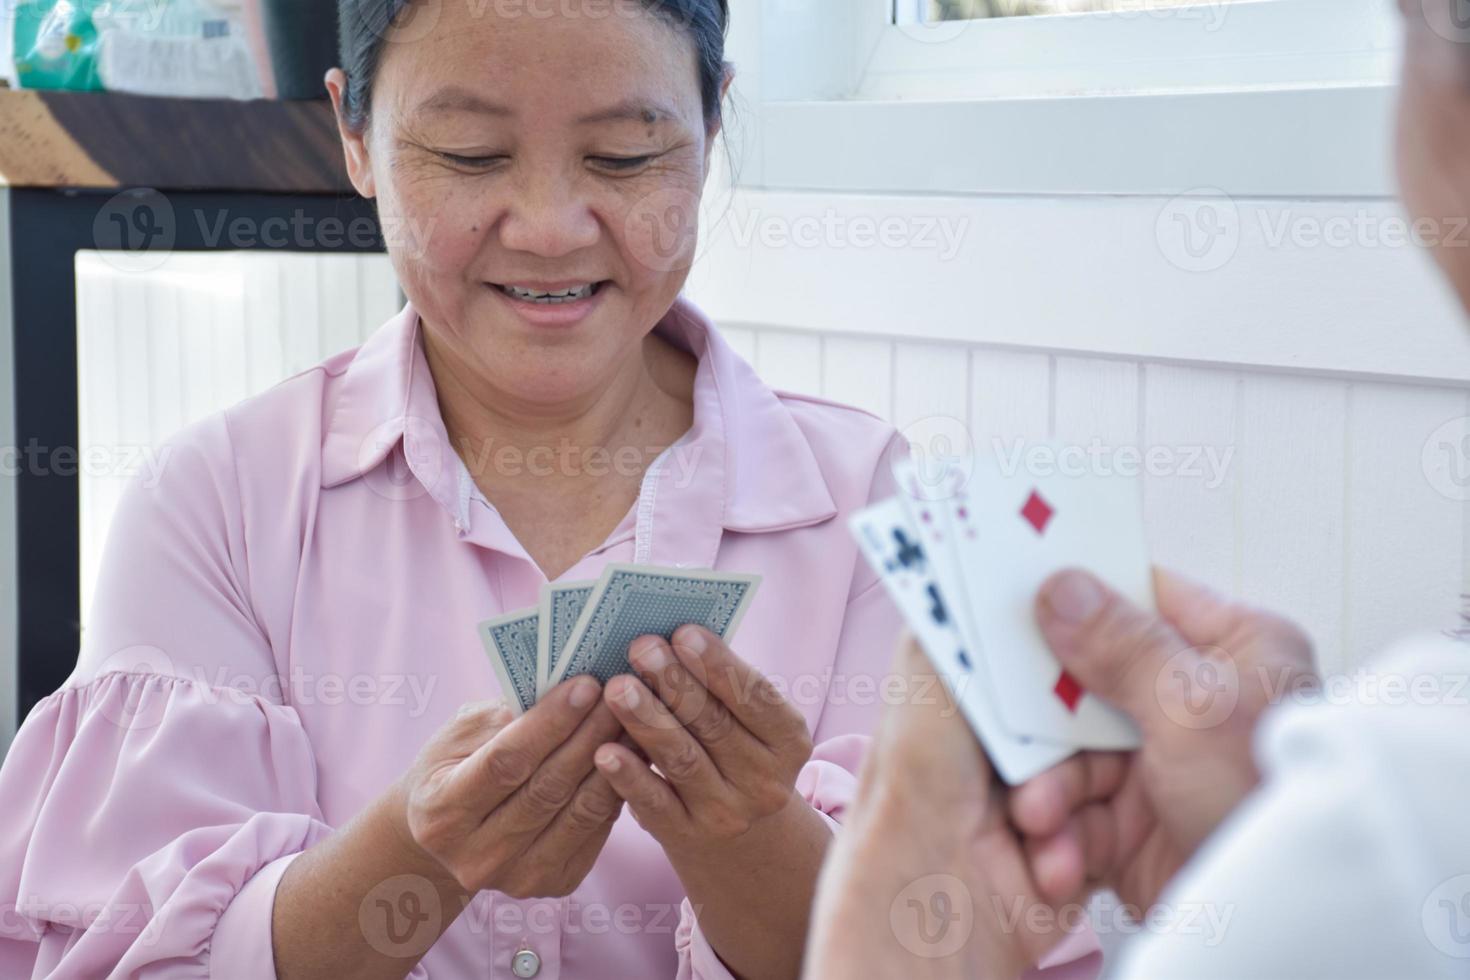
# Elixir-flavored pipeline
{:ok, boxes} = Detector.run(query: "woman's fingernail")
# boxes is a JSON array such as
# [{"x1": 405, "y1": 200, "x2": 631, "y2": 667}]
[
  {"x1": 1044, "y1": 572, "x2": 1106, "y2": 625},
  {"x1": 634, "y1": 638, "x2": 672, "y2": 672},
  {"x1": 488, "y1": 703, "x2": 513, "y2": 726},
  {"x1": 620, "y1": 683, "x2": 641, "y2": 709},
  {"x1": 569, "y1": 678, "x2": 598, "y2": 709},
  {"x1": 676, "y1": 627, "x2": 708, "y2": 657},
  {"x1": 596, "y1": 748, "x2": 621, "y2": 772}
]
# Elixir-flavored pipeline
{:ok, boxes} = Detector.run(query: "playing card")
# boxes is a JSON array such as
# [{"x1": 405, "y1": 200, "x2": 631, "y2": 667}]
[
  {"x1": 850, "y1": 497, "x2": 1071, "y2": 785},
  {"x1": 955, "y1": 453, "x2": 1144, "y2": 751},
  {"x1": 478, "y1": 608, "x2": 541, "y2": 715},
  {"x1": 538, "y1": 580, "x2": 596, "y2": 698},
  {"x1": 546, "y1": 564, "x2": 761, "y2": 689}
]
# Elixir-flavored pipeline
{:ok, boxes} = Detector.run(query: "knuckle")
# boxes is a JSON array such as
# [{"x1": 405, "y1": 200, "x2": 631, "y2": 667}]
[
  {"x1": 662, "y1": 744, "x2": 705, "y2": 783},
  {"x1": 691, "y1": 700, "x2": 737, "y2": 744},
  {"x1": 482, "y1": 743, "x2": 537, "y2": 788},
  {"x1": 567, "y1": 786, "x2": 619, "y2": 829},
  {"x1": 523, "y1": 768, "x2": 578, "y2": 812}
]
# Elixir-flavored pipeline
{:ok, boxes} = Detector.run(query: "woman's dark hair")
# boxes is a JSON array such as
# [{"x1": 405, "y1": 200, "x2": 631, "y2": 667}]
[{"x1": 337, "y1": 0, "x2": 731, "y2": 133}]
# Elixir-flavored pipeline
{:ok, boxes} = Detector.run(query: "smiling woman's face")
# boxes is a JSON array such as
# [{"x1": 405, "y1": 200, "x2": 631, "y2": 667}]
[{"x1": 330, "y1": 2, "x2": 720, "y2": 410}]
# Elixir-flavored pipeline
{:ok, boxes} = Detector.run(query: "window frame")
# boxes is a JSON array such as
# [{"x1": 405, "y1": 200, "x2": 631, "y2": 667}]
[{"x1": 734, "y1": 0, "x2": 1400, "y2": 197}]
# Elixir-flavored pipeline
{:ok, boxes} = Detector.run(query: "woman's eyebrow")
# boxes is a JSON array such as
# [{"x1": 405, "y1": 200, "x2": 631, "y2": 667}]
[
  {"x1": 576, "y1": 98, "x2": 681, "y2": 126},
  {"x1": 415, "y1": 86, "x2": 513, "y2": 117}
]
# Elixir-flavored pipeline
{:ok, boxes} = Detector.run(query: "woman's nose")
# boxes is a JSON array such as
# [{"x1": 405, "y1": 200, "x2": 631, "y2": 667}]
[{"x1": 497, "y1": 172, "x2": 601, "y2": 258}]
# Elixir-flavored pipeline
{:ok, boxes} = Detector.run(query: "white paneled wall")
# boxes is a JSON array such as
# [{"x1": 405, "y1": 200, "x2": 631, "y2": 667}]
[
  {"x1": 75, "y1": 251, "x2": 401, "y2": 627},
  {"x1": 74, "y1": 250, "x2": 1470, "y2": 676},
  {"x1": 722, "y1": 323, "x2": 1470, "y2": 676}
]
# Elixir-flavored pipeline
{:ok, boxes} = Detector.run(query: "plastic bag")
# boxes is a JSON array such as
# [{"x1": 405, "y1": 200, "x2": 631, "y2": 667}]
[{"x1": 13, "y1": 0, "x2": 263, "y2": 99}]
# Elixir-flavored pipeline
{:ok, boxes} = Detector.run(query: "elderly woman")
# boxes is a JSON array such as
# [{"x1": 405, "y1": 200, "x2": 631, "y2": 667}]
[
  {"x1": 0, "y1": 2, "x2": 1101, "y2": 979},
  {"x1": 806, "y1": 1, "x2": 1470, "y2": 977}
]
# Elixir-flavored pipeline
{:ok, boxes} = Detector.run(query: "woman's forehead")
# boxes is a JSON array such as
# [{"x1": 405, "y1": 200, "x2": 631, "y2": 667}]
[{"x1": 377, "y1": 0, "x2": 704, "y2": 122}]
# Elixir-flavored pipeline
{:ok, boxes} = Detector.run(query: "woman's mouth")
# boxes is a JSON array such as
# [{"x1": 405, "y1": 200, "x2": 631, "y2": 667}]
[
  {"x1": 487, "y1": 280, "x2": 610, "y2": 327},
  {"x1": 493, "y1": 281, "x2": 604, "y2": 304}
]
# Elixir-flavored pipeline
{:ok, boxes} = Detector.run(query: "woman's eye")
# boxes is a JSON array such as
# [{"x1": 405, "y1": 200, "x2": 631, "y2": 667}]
[
  {"x1": 438, "y1": 152, "x2": 503, "y2": 169},
  {"x1": 590, "y1": 155, "x2": 654, "y2": 172}
]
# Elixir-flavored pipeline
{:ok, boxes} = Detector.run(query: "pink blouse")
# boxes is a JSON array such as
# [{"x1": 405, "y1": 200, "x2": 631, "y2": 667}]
[{"x1": 0, "y1": 298, "x2": 1100, "y2": 979}]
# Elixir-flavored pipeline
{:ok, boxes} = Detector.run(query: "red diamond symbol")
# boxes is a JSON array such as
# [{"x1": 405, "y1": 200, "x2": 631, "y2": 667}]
[
  {"x1": 1054, "y1": 671, "x2": 1083, "y2": 713},
  {"x1": 1021, "y1": 491, "x2": 1054, "y2": 535}
]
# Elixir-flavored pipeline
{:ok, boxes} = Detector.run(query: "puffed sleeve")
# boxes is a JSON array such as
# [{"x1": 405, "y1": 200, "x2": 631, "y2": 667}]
[
  {"x1": 674, "y1": 433, "x2": 1100, "y2": 979},
  {"x1": 0, "y1": 413, "x2": 336, "y2": 978}
]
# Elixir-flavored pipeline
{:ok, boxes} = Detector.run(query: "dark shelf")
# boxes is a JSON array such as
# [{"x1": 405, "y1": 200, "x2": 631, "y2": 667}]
[{"x1": 0, "y1": 89, "x2": 354, "y2": 194}]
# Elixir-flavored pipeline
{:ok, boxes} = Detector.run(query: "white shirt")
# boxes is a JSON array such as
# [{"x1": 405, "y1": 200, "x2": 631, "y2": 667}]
[{"x1": 1115, "y1": 635, "x2": 1470, "y2": 979}]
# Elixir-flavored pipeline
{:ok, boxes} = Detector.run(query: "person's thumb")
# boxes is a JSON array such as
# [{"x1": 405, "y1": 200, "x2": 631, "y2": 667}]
[{"x1": 1035, "y1": 569, "x2": 1192, "y2": 736}]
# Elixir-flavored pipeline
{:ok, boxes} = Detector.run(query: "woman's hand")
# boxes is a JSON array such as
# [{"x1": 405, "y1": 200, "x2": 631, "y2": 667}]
[
  {"x1": 1010, "y1": 568, "x2": 1319, "y2": 913},
  {"x1": 592, "y1": 625, "x2": 830, "y2": 979},
  {"x1": 807, "y1": 637, "x2": 1085, "y2": 980},
  {"x1": 591, "y1": 625, "x2": 813, "y2": 852},
  {"x1": 398, "y1": 676, "x2": 626, "y2": 899}
]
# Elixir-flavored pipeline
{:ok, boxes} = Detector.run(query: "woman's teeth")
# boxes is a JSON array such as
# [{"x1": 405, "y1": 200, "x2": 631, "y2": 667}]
[{"x1": 497, "y1": 283, "x2": 597, "y2": 304}]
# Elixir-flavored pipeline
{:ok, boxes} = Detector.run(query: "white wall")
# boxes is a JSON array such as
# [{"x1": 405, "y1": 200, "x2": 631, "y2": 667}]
[
  {"x1": 683, "y1": 0, "x2": 1470, "y2": 676},
  {"x1": 75, "y1": 251, "x2": 402, "y2": 631}
]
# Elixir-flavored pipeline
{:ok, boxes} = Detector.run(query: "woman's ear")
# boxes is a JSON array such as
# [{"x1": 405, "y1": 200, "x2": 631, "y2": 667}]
[
  {"x1": 703, "y1": 63, "x2": 737, "y2": 173},
  {"x1": 325, "y1": 68, "x2": 378, "y2": 200}
]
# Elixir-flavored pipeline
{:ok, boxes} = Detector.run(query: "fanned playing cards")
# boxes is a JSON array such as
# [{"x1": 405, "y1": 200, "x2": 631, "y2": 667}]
[
  {"x1": 850, "y1": 450, "x2": 1144, "y2": 784},
  {"x1": 478, "y1": 563, "x2": 761, "y2": 713}
]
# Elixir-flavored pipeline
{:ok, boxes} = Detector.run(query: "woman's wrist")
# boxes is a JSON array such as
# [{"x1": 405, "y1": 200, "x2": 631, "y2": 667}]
[
  {"x1": 378, "y1": 775, "x2": 470, "y2": 897},
  {"x1": 666, "y1": 790, "x2": 830, "y2": 877}
]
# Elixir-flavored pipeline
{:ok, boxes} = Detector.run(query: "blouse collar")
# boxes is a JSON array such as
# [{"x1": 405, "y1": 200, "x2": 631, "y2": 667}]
[{"x1": 319, "y1": 297, "x2": 838, "y2": 557}]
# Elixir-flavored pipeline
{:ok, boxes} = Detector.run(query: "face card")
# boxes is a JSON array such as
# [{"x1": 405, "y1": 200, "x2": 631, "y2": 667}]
[
  {"x1": 537, "y1": 580, "x2": 596, "y2": 698},
  {"x1": 547, "y1": 564, "x2": 761, "y2": 690},
  {"x1": 479, "y1": 608, "x2": 541, "y2": 715},
  {"x1": 955, "y1": 456, "x2": 1145, "y2": 750},
  {"x1": 850, "y1": 498, "x2": 1072, "y2": 784}
]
